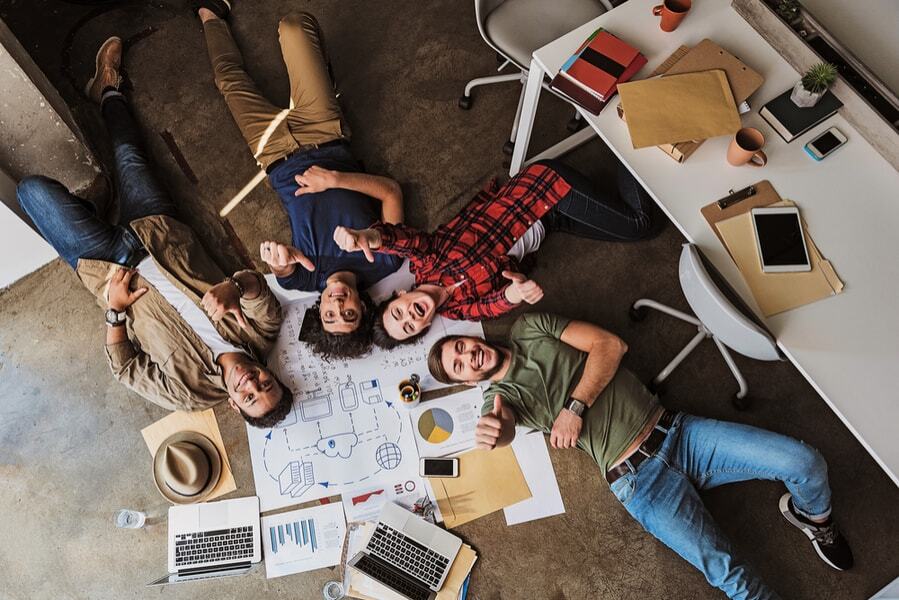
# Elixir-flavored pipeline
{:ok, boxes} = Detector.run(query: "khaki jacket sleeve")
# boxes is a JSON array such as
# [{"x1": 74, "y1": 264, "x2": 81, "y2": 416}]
[
  {"x1": 237, "y1": 270, "x2": 283, "y2": 342},
  {"x1": 105, "y1": 340, "x2": 195, "y2": 412}
]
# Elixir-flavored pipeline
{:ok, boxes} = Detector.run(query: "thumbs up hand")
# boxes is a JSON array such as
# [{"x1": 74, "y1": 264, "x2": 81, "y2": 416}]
[
  {"x1": 502, "y1": 270, "x2": 544, "y2": 305},
  {"x1": 474, "y1": 394, "x2": 516, "y2": 450}
]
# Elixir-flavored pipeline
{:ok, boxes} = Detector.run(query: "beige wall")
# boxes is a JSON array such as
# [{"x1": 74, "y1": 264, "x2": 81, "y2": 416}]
[
  {"x1": 0, "y1": 18, "x2": 98, "y2": 286},
  {"x1": 802, "y1": 0, "x2": 899, "y2": 96}
]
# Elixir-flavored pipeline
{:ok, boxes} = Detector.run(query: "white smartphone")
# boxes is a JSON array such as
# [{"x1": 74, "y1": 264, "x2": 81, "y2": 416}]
[
  {"x1": 804, "y1": 127, "x2": 847, "y2": 161},
  {"x1": 750, "y1": 206, "x2": 812, "y2": 273},
  {"x1": 419, "y1": 457, "x2": 459, "y2": 478}
]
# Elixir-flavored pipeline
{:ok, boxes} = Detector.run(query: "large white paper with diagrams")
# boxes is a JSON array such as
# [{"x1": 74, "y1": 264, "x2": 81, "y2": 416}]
[{"x1": 249, "y1": 281, "x2": 483, "y2": 512}]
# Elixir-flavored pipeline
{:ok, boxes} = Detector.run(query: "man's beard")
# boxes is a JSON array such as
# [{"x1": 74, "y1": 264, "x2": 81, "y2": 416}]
[{"x1": 478, "y1": 341, "x2": 507, "y2": 381}]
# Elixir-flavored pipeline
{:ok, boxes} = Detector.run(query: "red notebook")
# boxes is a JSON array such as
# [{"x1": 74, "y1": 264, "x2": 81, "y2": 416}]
[
  {"x1": 563, "y1": 30, "x2": 645, "y2": 100},
  {"x1": 551, "y1": 56, "x2": 645, "y2": 114}
]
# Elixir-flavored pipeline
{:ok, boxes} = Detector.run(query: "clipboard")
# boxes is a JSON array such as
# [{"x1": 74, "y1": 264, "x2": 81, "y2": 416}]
[
  {"x1": 664, "y1": 39, "x2": 763, "y2": 105},
  {"x1": 701, "y1": 180, "x2": 782, "y2": 254},
  {"x1": 702, "y1": 181, "x2": 844, "y2": 316}
]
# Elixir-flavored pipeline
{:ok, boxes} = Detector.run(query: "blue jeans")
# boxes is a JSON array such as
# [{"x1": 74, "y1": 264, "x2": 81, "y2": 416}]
[
  {"x1": 537, "y1": 159, "x2": 661, "y2": 241},
  {"x1": 610, "y1": 414, "x2": 832, "y2": 600},
  {"x1": 17, "y1": 94, "x2": 176, "y2": 269}
]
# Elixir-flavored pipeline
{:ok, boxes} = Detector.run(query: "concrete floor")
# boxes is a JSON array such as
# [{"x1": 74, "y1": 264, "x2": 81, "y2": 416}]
[{"x1": 1, "y1": 1, "x2": 897, "y2": 599}]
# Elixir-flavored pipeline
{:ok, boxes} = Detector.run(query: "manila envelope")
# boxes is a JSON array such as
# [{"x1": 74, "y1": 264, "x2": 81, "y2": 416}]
[
  {"x1": 715, "y1": 201, "x2": 844, "y2": 316},
  {"x1": 617, "y1": 70, "x2": 741, "y2": 148},
  {"x1": 429, "y1": 445, "x2": 531, "y2": 529},
  {"x1": 141, "y1": 408, "x2": 237, "y2": 502}
]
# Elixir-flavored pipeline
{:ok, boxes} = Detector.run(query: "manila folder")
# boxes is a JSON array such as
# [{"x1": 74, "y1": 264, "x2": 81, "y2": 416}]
[{"x1": 617, "y1": 70, "x2": 741, "y2": 148}]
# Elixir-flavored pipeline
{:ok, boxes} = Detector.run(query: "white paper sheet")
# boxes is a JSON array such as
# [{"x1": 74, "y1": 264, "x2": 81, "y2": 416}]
[
  {"x1": 503, "y1": 429, "x2": 565, "y2": 526},
  {"x1": 340, "y1": 476, "x2": 428, "y2": 523},
  {"x1": 250, "y1": 277, "x2": 484, "y2": 512},
  {"x1": 408, "y1": 388, "x2": 484, "y2": 458},
  {"x1": 261, "y1": 502, "x2": 347, "y2": 579}
]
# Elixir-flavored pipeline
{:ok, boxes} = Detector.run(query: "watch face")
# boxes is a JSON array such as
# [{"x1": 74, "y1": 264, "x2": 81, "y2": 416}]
[{"x1": 106, "y1": 309, "x2": 124, "y2": 323}]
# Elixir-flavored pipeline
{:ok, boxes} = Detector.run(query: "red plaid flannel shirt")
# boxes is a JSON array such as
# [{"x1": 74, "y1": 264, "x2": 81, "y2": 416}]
[{"x1": 371, "y1": 164, "x2": 571, "y2": 321}]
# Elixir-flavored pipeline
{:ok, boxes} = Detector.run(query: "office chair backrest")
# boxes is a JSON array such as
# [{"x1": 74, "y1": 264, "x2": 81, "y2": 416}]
[
  {"x1": 678, "y1": 244, "x2": 781, "y2": 361},
  {"x1": 475, "y1": 0, "x2": 506, "y2": 53}
]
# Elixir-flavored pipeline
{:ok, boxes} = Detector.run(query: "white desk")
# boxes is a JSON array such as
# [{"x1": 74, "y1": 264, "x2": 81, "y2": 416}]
[{"x1": 510, "y1": 0, "x2": 899, "y2": 486}]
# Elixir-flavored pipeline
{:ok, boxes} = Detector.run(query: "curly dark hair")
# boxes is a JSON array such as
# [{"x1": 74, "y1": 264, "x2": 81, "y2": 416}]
[
  {"x1": 239, "y1": 378, "x2": 294, "y2": 428},
  {"x1": 302, "y1": 292, "x2": 376, "y2": 360},
  {"x1": 371, "y1": 291, "x2": 429, "y2": 349}
]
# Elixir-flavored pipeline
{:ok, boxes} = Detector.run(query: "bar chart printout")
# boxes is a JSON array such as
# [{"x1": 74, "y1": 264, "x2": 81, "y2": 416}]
[
  {"x1": 261, "y1": 503, "x2": 347, "y2": 579},
  {"x1": 270, "y1": 518, "x2": 317, "y2": 554}
]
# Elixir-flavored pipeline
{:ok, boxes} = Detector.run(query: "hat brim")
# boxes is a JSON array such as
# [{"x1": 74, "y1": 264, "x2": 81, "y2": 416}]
[{"x1": 153, "y1": 430, "x2": 222, "y2": 505}]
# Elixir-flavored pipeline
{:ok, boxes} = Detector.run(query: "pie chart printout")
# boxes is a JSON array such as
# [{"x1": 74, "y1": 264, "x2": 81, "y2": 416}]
[{"x1": 418, "y1": 408, "x2": 454, "y2": 444}]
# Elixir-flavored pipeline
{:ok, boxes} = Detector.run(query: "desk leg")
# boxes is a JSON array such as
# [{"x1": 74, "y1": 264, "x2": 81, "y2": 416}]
[{"x1": 509, "y1": 58, "x2": 545, "y2": 176}]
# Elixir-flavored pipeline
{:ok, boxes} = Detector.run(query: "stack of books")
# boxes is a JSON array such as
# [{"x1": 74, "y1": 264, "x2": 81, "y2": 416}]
[
  {"x1": 550, "y1": 28, "x2": 647, "y2": 115},
  {"x1": 760, "y1": 88, "x2": 843, "y2": 143}
]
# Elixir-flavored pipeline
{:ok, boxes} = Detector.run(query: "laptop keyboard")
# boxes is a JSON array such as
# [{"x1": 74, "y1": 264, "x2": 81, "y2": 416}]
[
  {"x1": 367, "y1": 523, "x2": 450, "y2": 589},
  {"x1": 174, "y1": 526, "x2": 254, "y2": 567},
  {"x1": 353, "y1": 554, "x2": 433, "y2": 600}
]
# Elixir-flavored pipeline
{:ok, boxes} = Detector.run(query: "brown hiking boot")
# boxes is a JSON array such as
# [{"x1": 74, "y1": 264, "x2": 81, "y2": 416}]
[{"x1": 84, "y1": 36, "x2": 123, "y2": 104}]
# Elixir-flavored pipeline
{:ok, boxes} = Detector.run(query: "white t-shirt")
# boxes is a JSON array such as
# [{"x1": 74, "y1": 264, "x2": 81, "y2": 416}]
[
  {"x1": 506, "y1": 220, "x2": 546, "y2": 261},
  {"x1": 137, "y1": 256, "x2": 244, "y2": 359}
]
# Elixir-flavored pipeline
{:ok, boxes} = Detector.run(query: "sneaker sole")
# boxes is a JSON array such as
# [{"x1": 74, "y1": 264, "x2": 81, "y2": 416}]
[
  {"x1": 778, "y1": 493, "x2": 845, "y2": 571},
  {"x1": 84, "y1": 36, "x2": 122, "y2": 99}
]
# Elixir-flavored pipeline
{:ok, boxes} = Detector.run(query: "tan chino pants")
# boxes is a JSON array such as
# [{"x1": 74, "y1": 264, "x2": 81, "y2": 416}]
[{"x1": 203, "y1": 13, "x2": 348, "y2": 171}]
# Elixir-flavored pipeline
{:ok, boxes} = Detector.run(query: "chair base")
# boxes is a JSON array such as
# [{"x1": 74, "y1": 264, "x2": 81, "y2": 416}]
[{"x1": 631, "y1": 298, "x2": 751, "y2": 410}]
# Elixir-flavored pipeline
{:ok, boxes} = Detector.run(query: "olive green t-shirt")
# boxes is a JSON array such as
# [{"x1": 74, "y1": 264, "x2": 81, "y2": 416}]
[{"x1": 482, "y1": 313, "x2": 659, "y2": 473}]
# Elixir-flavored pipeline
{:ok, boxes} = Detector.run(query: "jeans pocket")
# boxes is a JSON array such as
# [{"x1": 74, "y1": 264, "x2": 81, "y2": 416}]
[{"x1": 610, "y1": 473, "x2": 636, "y2": 506}]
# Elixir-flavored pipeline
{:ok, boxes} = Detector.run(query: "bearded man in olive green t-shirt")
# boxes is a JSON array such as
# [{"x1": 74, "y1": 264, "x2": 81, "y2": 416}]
[{"x1": 426, "y1": 312, "x2": 853, "y2": 600}]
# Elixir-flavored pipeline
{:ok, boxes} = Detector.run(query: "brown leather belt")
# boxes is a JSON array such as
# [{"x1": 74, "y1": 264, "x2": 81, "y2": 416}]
[
  {"x1": 265, "y1": 138, "x2": 347, "y2": 174},
  {"x1": 605, "y1": 409, "x2": 678, "y2": 485}
]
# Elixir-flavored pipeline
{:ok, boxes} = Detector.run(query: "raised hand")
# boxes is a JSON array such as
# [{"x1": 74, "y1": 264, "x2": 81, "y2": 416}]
[
  {"x1": 502, "y1": 270, "x2": 544, "y2": 305},
  {"x1": 201, "y1": 280, "x2": 248, "y2": 330},
  {"x1": 294, "y1": 165, "x2": 340, "y2": 196},
  {"x1": 259, "y1": 241, "x2": 315, "y2": 275},
  {"x1": 333, "y1": 226, "x2": 380, "y2": 263},
  {"x1": 474, "y1": 394, "x2": 516, "y2": 450},
  {"x1": 550, "y1": 408, "x2": 582, "y2": 449},
  {"x1": 107, "y1": 267, "x2": 148, "y2": 311}
]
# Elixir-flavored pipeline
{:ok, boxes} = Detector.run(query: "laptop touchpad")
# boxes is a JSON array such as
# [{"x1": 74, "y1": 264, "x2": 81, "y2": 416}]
[{"x1": 199, "y1": 502, "x2": 229, "y2": 530}]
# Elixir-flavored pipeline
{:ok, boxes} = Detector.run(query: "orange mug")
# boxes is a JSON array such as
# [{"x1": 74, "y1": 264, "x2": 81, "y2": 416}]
[
  {"x1": 652, "y1": 0, "x2": 692, "y2": 32},
  {"x1": 727, "y1": 127, "x2": 768, "y2": 167}
]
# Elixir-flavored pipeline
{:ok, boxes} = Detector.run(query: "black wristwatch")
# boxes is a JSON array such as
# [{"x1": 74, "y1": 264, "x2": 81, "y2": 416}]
[
  {"x1": 565, "y1": 397, "x2": 587, "y2": 417},
  {"x1": 105, "y1": 308, "x2": 127, "y2": 327},
  {"x1": 226, "y1": 275, "x2": 245, "y2": 298}
]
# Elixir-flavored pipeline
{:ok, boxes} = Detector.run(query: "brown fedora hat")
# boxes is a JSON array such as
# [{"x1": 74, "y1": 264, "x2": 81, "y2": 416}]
[{"x1": 152, "y1": 431, "x2": 222, "y2": 504}]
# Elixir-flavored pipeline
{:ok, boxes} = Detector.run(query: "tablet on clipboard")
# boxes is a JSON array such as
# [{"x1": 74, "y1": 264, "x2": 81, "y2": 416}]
[{"x1": 750, "y1": 206, "x2": 811, "y2": 273}]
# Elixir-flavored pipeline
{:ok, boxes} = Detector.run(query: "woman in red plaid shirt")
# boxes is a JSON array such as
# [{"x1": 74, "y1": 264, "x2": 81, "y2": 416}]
[{"x1": 333, "y1": 159, "x2": 660, "y2": 347}]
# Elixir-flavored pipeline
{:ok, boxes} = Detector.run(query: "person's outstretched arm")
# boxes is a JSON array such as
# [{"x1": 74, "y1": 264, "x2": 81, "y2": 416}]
[{"x1": 294, "y1": 166, "x2": 403, "y2": 224}]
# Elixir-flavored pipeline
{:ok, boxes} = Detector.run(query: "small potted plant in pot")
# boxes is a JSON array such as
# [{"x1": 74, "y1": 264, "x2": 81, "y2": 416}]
[{"x1": 791, "y1": 62, "x2": 838, "y2": 108}]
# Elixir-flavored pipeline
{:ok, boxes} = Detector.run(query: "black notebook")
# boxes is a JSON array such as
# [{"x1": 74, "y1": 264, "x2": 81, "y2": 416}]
[{"x1": 759, "y1": 88, "x2": 843, "y2": 143}]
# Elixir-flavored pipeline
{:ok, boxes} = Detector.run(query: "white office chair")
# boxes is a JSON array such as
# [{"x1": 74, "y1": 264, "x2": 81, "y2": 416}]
[
  {"x1": 629, "y1": 244, "x2": 783, "y2": 410},
  {"x1": 459, "y1": 0, "x2": 613, "y2": 156}
]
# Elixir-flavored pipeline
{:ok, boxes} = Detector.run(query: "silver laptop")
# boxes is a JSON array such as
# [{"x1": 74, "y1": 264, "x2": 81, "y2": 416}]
[
  {"x1": 348, "y1": 502, "x2": 463, "y2": 600},
  {"x1": 147, "y1": 496, "x2": 262, "y2": 586}
]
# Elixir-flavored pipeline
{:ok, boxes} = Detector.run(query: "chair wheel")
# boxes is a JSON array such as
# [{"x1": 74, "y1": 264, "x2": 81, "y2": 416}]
[
  {"x1": 629, "y1": 304, "x2": 649, "y2": 322},
  {"x1": 502, "y1": 141, "x2": 515, "y2": 156},
  {"x1": 732, "y1": 394, "x2": 752, "y2": 411},
  {"x1": 458, "y1": 95, "x2": 472, "y2": 110},
  {"x1": 567, "y1": 116, "x2": 585, "y2": 133},
  {"x1": 648, "y1": 380, "x2": 666, "y2": 396}
]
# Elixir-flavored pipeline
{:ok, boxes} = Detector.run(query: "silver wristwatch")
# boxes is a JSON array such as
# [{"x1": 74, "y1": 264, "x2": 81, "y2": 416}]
[
  {"x1": 565, "y1": 397, "x2": 586, "y2": 417},
  {"x1": 105, "y1": 308, "x2": 127, "y2": 327}
]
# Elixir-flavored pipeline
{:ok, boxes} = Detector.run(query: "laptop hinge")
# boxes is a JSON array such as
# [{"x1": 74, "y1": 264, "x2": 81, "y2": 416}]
[{"x1": 176, "y1": 561, "x2": 251, "y2": 576}]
